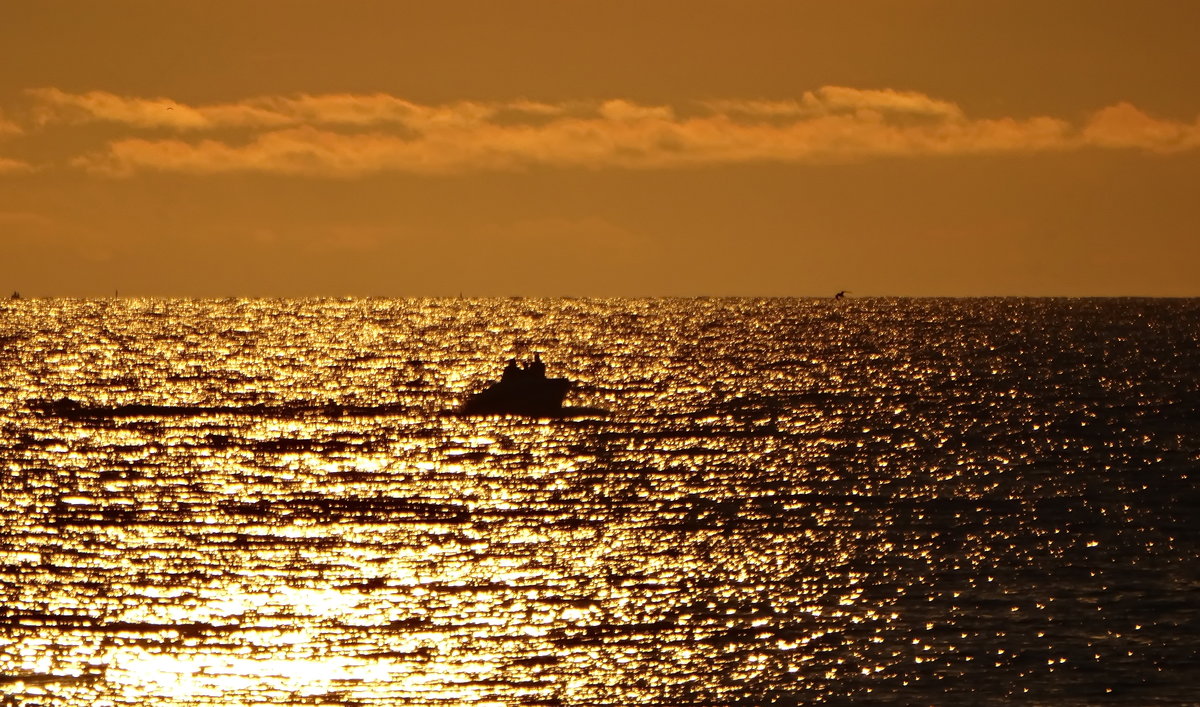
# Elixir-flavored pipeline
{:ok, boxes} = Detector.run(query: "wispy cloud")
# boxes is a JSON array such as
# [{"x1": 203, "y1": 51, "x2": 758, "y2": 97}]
[
  {"x1": 0, "y1": 156, "x2": 33, "y2": 174},
  {"x1": 0, "y1": 116, "x2": 22, "y2": 137},
  {"x1": 0, "y1": 112, "x2": 33, "y2": 173},
  {"x1": 26, "y1": 88, "x2": 565, "y2": 132},
  {"x1": 703, "y1": 87, "x2": 966, "y2": 121},
  {"x1": 10, "y1": 87, "x2": 1200, "y2": 177}
]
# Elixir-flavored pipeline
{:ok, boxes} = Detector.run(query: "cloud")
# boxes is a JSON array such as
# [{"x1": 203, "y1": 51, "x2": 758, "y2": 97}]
[
  {"x1": 1082, "y1": 102, "x2": 1200, "y2": 152},
  {"x1": 704, "y1": 86, "x2": 965, "y2": 121},
  {"x1": 0, "y1": 116, "x2": 22, "y2": 137},
  {"x1": 0, "y1": 112, "x2": 32, "y2": 173},
  {"x1": 27, "y1": 88, "x2": 279, "y2": 130},
  {"x1": 69, "y1": 107, "x2": 1077, "y2": 177},
  {"x1": 25, "y1": 88, "x2": 564, "y2": 132},
  {"x1": 11, "y1": 87, "x2": 1200, "y2": 177},
  {"x1": 0, "y1": 156, "x2": 34, "y2": 174}
]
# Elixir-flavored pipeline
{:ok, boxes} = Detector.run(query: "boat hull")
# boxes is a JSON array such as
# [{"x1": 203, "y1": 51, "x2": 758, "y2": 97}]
[{"x1": 461, "y1": 377, "x2": 570, "y2": 416}]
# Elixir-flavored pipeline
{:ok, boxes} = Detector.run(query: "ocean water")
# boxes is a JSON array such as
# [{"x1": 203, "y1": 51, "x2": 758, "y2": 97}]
[{"x1": 1, "y1": 297, "x2": 1197, "y2": 706}]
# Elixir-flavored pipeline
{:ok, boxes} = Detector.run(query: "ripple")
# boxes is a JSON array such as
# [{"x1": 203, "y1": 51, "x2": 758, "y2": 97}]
[{"x1": 2, "y1": 297, "x2": 1198, "y2": 704}]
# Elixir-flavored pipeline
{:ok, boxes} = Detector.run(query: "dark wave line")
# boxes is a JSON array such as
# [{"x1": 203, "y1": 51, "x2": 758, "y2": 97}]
[{"x1": 29, "y1": 397, "x2": 412, "y2": 419}]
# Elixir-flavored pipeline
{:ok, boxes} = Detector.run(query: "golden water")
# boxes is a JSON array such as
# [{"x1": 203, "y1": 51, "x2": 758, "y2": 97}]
[{"x1": 2, "y1": 298, "x2": 1197, "y2": 704}]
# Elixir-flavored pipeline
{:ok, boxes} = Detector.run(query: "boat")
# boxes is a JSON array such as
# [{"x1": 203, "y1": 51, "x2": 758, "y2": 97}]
[{"x1": 460, "y1": 354, "x2": 571, "y2": 416}]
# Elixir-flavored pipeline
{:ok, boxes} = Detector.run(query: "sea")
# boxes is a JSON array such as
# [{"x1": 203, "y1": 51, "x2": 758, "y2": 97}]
[{"x1": 1, "y1": 297, "x2": 1197, "y2": 706}]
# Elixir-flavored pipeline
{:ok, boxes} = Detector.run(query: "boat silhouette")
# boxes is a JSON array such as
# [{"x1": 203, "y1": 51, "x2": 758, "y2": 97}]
[{"x1": 461, "y1": 354, "x2": 572, "y2": 416}]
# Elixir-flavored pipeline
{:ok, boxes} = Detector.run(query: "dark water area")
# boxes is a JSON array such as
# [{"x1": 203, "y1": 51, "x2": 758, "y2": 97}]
[{"x1": 2, "y1": 297, "x2": 1198, "y2": 705}]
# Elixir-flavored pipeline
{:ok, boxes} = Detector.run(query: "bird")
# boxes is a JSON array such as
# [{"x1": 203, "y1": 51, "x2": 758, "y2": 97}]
[{"x1": 834, "y1": 290, "x2": 850, "y2": 300}]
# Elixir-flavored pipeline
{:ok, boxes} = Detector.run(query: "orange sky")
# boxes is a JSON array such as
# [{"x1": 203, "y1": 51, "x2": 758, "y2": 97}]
[{"x1": 2, "y1": 0, "x2": 1199, "y2": 297}]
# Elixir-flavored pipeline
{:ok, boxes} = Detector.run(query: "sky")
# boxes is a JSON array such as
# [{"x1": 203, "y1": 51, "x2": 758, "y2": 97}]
[{"x1": 2, "y1": 0, "x2": 1199, "y2": 297}]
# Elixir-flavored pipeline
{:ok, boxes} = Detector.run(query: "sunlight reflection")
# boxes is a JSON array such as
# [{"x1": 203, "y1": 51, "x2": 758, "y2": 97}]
[
  {"x1": 107, "y1": 649, "x2": 406, "y2": 700},
  {"x1": 7, "y1": 298, "x2": 1188, "y2": 704}
]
